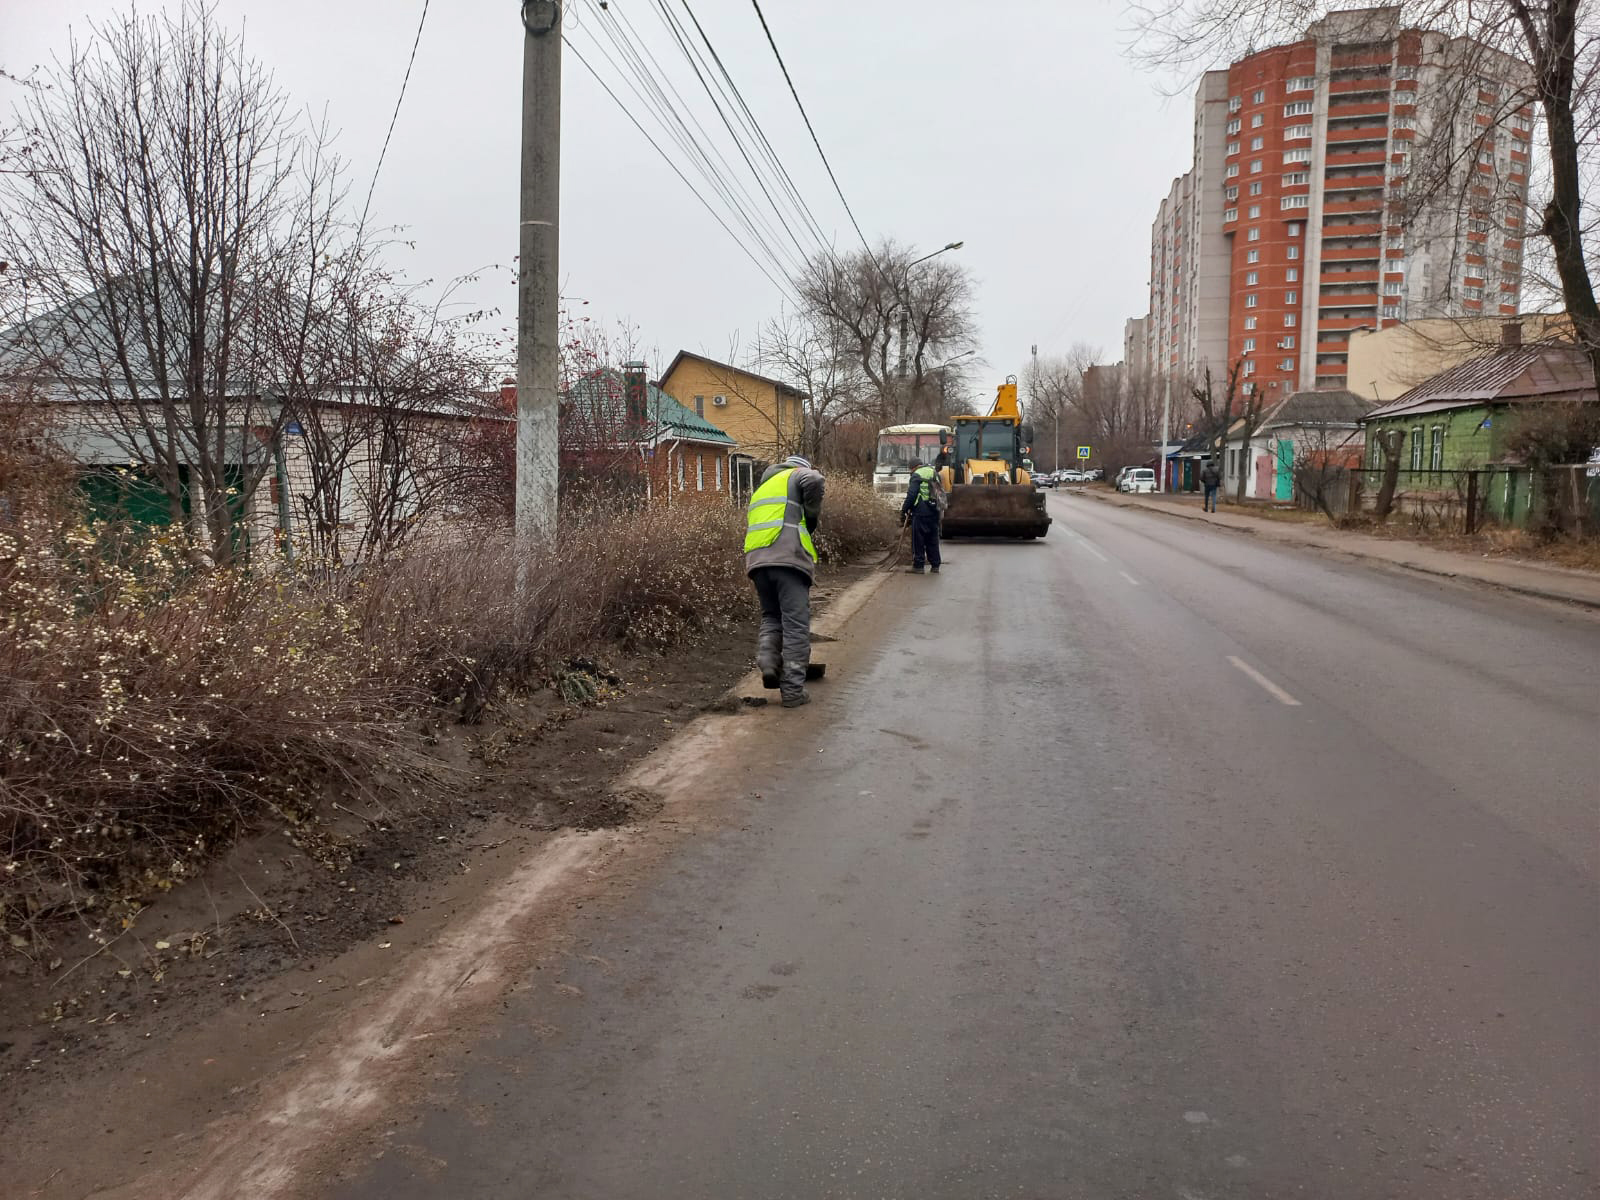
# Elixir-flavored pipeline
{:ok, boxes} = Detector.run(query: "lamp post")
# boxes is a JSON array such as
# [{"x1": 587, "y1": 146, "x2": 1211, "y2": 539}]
[
  {"x1": 933, "y1": 348, "x2": 976, "y2": 410},
  {"x1": 895, "y1": 241, "x2": 964, "y2": 382}
]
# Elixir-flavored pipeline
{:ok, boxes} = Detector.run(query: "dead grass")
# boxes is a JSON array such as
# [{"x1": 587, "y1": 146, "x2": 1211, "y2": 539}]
[{"x1": 0, "y1": 427, "x2": 896, "y2": 956}]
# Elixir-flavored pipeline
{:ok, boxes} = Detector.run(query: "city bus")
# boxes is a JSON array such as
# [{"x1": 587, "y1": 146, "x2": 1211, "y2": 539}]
[{"x1": 873, "y1": 423, "x2": 951, "y2": 505}]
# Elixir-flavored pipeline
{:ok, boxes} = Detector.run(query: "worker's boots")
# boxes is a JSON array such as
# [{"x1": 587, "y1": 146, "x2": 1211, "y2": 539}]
[{"x1": 780, "y1": 660, "x2": 809, "y2": 708}]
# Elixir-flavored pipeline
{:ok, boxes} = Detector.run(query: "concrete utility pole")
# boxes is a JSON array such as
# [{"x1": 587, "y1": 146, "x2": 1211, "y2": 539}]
[{"x1": 516, "y1": 1, "x2": 562, "y2": 551}]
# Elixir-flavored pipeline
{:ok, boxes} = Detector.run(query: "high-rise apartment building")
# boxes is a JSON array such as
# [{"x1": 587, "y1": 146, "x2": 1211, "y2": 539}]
[{"x1": 1133, "y1": 6, "x2": 1530, "y2": 402}]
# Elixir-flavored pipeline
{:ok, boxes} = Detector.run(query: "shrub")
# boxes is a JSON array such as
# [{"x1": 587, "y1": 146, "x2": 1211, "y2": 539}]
[{"x1": 815, "y1": 474, "x2": 896, "y2": 563}]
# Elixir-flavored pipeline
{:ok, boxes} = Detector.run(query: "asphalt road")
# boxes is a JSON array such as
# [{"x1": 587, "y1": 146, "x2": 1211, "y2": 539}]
[{"x1": 329, "y1": 493, "x2": 1600, "y2": 1200}]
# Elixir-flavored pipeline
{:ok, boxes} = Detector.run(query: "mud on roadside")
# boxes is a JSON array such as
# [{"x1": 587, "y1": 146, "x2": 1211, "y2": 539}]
[{"x1": 0, "y1": 565, "x2": 873, "y2": 1139}]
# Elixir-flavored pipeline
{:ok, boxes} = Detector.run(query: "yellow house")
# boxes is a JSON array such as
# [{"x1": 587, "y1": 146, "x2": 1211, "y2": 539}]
[{"x1": 659, "y1": 351, "x2": 808, "y2": 467}]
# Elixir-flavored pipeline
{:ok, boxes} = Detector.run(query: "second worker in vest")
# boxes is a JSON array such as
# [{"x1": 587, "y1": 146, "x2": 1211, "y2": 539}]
[
  {"x1": 743, "y1": 454, "x2": 827, "y2": 708},
  {"x1": 901, "y1": 459, "x2": 942, "y2": 574}
]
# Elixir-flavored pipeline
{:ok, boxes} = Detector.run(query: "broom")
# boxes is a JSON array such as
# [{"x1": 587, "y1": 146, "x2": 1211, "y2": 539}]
[{"x1": 877, "y1": 518, "x2": 911, "y2": 570}]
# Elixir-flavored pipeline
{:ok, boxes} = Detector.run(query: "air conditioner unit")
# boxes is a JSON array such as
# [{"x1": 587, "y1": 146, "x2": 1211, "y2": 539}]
[{"x1": 711, "y1": 395, "x2": 728, "y2": 407}]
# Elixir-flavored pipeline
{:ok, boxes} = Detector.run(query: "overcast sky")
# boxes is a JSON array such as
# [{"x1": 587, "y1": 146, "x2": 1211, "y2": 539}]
[{"x1": 4, "y1": 0, "x2": 1199, "y2": 396}]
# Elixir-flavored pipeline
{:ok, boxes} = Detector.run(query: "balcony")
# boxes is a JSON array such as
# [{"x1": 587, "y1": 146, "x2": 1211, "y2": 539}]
[
  {"x1": 1323, "y1": 172, "x2": 1386, "y2": 191},
  {"x1": 1327, "y1": 99, "x2": 1392, "y2": 120},
  {"x1": 1321, "y1": 266, "x2": 1380, "y2": 284},
  {"x1": 1327, "y1": 123, "x2": 1389, "y2": 143},
  {"x1": 1325, "y1": 149, "x2": 1388, "y2": 170},
  {"x1": 1323, "y1": 198, "x2": 1384, "y2": 218}
]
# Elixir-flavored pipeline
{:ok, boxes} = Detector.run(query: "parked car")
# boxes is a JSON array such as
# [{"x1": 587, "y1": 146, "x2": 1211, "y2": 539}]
[
  {"x1": 1119, "y1": 467, "x2": 1157, "y2": 494},
  {"x1": 1113, "y1": 467, "x2": 1131, "y2": 491},
  {"x1": 1061, "y1": 469, "x2": 1086, "y2": 483},
  {"x1": 1085, "y1": 468, "x2": 1104, "y2": 481},
  {"x1": 1034, "y1": 470, "x2": 1057, "y2": 488}
]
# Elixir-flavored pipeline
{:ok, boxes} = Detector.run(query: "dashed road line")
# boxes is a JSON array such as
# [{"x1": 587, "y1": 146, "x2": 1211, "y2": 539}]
[{"x1": 1227, "y1": 655, "x2": 1302, "y2": 706}]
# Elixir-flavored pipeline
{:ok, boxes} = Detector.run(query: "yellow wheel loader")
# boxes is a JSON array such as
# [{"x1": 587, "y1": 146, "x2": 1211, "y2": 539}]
[{"x1": 935, "y1": 377, "x2": 1052, "y2": 539}]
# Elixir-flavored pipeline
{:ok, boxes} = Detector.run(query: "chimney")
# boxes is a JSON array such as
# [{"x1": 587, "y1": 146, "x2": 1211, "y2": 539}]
[
  {"x1": 1500, "y1": 320, "x2": 1522, "y2": 350},
  {"x1": 498, "y1": 377, "x2": 516, "y2": 413},
  {"x1": 623, "y1": 360, "x2": 648, "y2": 426}
]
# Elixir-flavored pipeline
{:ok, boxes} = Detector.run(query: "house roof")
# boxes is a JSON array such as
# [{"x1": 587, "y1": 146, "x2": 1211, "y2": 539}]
[
  {"x1": 1364, "y1": 342, "x2": 1595, "y2": 422},
  {"x1": 1260, "y1": 389, "x2": 1373, "y2": 429},
  {"x1": 661, "y1": 350, "x2": 809, "y2": 400},
  {"x1": 563, "y1": 368, "x2": 735, "y2": 446}
]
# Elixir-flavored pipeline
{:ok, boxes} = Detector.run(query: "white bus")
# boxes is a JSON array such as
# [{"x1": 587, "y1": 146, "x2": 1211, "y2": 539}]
[{"x1": 873, "y1": 423, "x2": 951, "y2": 505}]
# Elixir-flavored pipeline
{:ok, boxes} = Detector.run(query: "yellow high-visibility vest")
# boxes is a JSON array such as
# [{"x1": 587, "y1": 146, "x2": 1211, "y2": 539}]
[{"x1": 743, "y1": 468, "x2": 817, "y2": 562}]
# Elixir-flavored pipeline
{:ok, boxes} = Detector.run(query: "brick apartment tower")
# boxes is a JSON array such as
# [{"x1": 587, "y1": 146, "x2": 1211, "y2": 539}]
[{"x1": 1139, "y1": 5, "x2": 1531, "y2": 404}]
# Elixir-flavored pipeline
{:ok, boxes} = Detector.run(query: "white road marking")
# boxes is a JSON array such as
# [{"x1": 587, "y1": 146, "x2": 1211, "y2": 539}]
[
  {"x1": 1070, "y1": 534, "x2": 1108, "y2": 562},
  {"x1": 1119, "y1": 571, "x2": 1140, "y2": 586},
  {"x1": 1227, "y1": 656, "x2": 1302, "y2": 706}
]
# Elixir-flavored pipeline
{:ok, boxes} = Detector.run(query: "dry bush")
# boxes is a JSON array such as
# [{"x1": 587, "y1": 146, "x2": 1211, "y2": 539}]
[
  {"x1": 2, "y1": 426, "x2": 889, "y2": 952},
  {"x1": 814, "y1": 474, "x2": 896, "y2": 563}
]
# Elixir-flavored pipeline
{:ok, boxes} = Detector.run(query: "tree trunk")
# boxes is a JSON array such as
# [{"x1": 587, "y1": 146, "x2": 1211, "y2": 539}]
[{"x1": 1374, "y1": 430, "x2": 1404, "y2": 519}]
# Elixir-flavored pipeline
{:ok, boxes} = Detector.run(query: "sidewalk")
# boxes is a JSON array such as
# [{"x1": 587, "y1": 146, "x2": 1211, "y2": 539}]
[{"x1": 1082, "y1": 488, "x2": 1600, "y2": 611}]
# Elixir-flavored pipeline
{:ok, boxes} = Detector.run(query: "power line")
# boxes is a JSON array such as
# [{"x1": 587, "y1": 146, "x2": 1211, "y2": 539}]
[
  {"x1": 360, "y1": 0, "x2": 430, "y2": 232},
  {"x1": 674, "y1": 0, "x2": 834, "y2": 256},
  {"x1": 580, "y1": 12, "x2": 804, "y2": 282},
  {"x1": 748, "y1": 0, "x2": 876, "y2": 264},
  {"x1": 563, "y1": 34, "x2": 802, "y2": 304}
]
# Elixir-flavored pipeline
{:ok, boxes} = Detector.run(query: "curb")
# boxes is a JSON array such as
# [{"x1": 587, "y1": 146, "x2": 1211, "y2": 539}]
[{"x1": 1075, "y1": 490, "x2": 1600, "y2": 613}]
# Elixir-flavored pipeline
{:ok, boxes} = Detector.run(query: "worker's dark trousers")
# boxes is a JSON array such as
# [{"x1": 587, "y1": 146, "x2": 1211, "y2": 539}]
[
  {"x1": 751, "y1": 565, "x2": 811, "y2": 696},
  {"x1": 911, "y1": 509, "x2": 942, "y2": 570}
]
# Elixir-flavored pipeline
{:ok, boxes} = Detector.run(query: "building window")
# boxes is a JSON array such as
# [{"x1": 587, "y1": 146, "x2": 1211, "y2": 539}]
[
  {"x1": 1223, "y1": 207, "x2": 1238, "y2": 222},
  {"x1": 1248, "y1": 226, "x2": 1261, "y2": 241},
  {"x1": 1288, "y1": 75, "x2": 1315, "y2": 92},
  {"x1": 1244, "y1": 337, "x2": 1257, "y2": 352},
  {"x1": 1285, "y1": 124, "x2": 1313, "y2": 140},
  {"x1": 1251, "y1": 113, "x2": 1265, "y2": 128},
  {"x1": 696, "y1": 454, "x2": 705, "y2": 491},
  {"x1": 677, "y1": 453, "x2": 686, "y2": 490},
  {"x1": 1244, "y1": 316, "x2": 1258, "y2": 330},
  {"x1": 1409, "y1": 427, "x2": 1423, "y2": 471},
  {"x1": 1283, "y1": 148, "x2": 1312, "y2": 164},
  {"x1": 1281, "y1": 194, "x2": 1309, "y2": 209},
  {"x1": 1282, "y1": 171, "x2": 1310, "y2": 186},
  {"x1": 1249, "y1": 181, "x2": 1263, "y2": 196},
  {"x1": 1247, "y1": 248, "x2": 1260, "y2": 263},
  {"x1": 1281, "y1": 358, "x2": 1296, "y2": 371},
  {"x1": 1250, "y1": 159, "x2": 1263, "y2": 173},
  {"x1": 1287, "y1": 244, "x2": 1300, "y2": 259},
  {"x1": 1225, "y1": 185, "x2": 1239, "y2": 200},
  {"x1": 1253, "y1": 89, "x2": 1266, "y2": 104},
  {"x1": 1284, "y1": 100, "x2": 1314, "y2": 117},
  {"x1": 1246, "y1": 270, "x2": 1259, "y2": 285},
  {"x1": 715, "y1": 455, "x2": 723, "y2": 490},
  {"x1": 1226, "y1": 163, "x2": 1240, "y2": 178},
  {"x1": 1227, "y1": 118, "x2": 1241, "y2": 135},
  {"x1": 1286, "y1": 267, "x2": 1299, "y2": 281},
  {"x1": 1288, "y1": 222, "x2": 1302, "y2": 236},
  {"x1": 1229, "y1": 95, "x2": 1242, "y2": 112},
  {"x1": 1286, "y1": 290, "x2": 1297, "y2": 304},
  {"x1": 694, "y1": 395, "x2": 705, "y2": 417},
  {"x1": 1246, "y1": 293, "x2": 1259, "y2": 307},
  {"x1": 1250, "y1": 136, "x2": 1264, "y2": 152},
  {"x1": 1285, "y1": 313, "x2": 1297, "y2": 326},
  {"x1": 1243, "y1": 359, "x2": 1256, "y2": 375},
  {"x1": 1384, "y1": 280, "x2": 1403, "y2": 295},
  {"x1": 1227, "y1": 141, "x2": 1240, "y2": 156},
  {"x1": 1248, "y1": 204, "x2": 1261, "y2": 218},
  {"x1": 1430, "y1": 425, "x2": 1444, "y2": 471},
  {"x1": 1282, "y1": 335, "x2": 1296, "y2": 348}
]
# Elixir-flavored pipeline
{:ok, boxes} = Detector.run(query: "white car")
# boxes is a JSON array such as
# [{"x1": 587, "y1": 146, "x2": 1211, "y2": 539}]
[{"x1": 1120, "y1": 468, "x2": 1157, "y2": 494}]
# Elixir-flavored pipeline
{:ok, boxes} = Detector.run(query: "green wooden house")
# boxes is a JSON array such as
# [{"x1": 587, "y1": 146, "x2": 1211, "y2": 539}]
[{"x1": 1360, "y1": 334, "x2": 1596, "y2": 526}]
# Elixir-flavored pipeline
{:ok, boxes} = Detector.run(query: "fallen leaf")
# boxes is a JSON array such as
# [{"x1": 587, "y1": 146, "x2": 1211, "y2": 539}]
[{"x1": 154, "y1": 940, "x2": 171, "y2": 950}]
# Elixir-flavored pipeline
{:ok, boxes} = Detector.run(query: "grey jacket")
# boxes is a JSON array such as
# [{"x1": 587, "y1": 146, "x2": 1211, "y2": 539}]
[{"x1": 745, "y1": 460, "x2": 825, "y2": 582}]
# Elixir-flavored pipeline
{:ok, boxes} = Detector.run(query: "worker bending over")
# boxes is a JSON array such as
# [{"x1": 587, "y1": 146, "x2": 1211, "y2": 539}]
[
  {"x1": 744, "y1": 454, "x2": 826, "y2": 708},
  {"x1": 901, "y1": 459, "x2": 942, "y2": 574}
]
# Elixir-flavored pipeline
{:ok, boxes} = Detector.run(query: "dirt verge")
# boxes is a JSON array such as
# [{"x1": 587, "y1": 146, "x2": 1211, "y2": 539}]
[{"x1": 0, "y1": 565, "x2": 878, "y2": 1193}]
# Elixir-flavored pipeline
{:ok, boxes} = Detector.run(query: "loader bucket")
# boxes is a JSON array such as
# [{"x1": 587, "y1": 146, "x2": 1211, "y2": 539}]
[{"x1": 941, "y1": 483, "x2": 1051, "y2": 539}]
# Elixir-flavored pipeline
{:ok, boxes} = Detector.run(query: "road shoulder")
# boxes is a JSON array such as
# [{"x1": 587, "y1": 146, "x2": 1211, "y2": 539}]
[{"x1": 1075, "y1": 488, "x2": 1600, "y2": 610}]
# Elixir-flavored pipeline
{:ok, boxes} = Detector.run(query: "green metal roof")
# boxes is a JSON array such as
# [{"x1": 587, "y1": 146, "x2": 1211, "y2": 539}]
[{"x1": 564, "y1": 368, "x2": 735, "y2": 446}]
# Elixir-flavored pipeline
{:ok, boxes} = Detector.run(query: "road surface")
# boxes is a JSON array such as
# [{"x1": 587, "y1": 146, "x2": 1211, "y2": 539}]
[{"x1": 329, "y1": 493, "x2": 1600, "y2": 1200}]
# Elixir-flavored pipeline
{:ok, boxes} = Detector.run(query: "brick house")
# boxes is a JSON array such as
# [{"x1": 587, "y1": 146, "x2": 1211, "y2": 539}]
[{"x1": 658, "y1": 352, "x2": 808, "y2": 471}]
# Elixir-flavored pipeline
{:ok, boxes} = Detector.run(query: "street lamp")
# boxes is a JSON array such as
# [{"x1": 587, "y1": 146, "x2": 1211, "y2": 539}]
[
  {"x1": 933, "y1": 349, "x2": 976, "y2": 409},
  {"x1": 896, "y1": 240, "x2": 963, "y2": 380}
]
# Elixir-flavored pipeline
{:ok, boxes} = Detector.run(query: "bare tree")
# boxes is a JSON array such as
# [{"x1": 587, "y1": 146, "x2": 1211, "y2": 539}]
[
  {"x1": 749, "y1": 307, "x2": 866, "y2": 463},
  {"x1": 0, "y1": 5, "x2": 359, "y2": 565},
  {"x1": 793, "y1": 240, "x2": 979, "y2": 426},
  {"x1": 1132, "y1": 0, "x2": 1599, "y2": 393}
]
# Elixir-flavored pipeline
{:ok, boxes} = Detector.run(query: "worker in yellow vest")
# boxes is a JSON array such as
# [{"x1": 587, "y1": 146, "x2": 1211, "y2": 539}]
[
  {"x1": 743, "y1": 454, "x2": 826, "y2": 708},
  {"x1": 900, "y1": 459, "x2": 942, "y2": 574}
]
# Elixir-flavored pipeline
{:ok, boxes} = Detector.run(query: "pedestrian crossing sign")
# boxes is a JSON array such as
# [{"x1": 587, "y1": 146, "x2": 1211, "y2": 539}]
[{"x1": 1076, "y1": 446, "x2": 1091, "y2": 459}]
